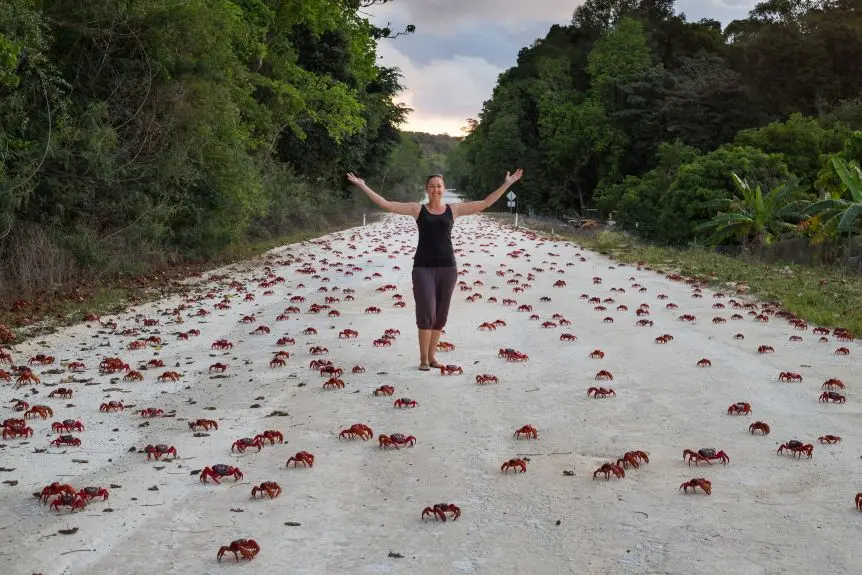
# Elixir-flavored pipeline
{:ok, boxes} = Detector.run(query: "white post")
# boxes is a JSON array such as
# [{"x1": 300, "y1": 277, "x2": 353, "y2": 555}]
[
  {"x1": 363, "y1": 212, "x2": 366, "y2": 226},
  {"x1": 514, "y1": 212, "x2": 519, "y2": 228}
]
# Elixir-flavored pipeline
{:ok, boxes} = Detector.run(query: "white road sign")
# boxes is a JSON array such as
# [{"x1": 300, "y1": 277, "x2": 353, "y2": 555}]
[
  {"x1": 506, "y1": 191, "x2": 516, "y2": 201},
  {"x1": 507, "y1": 201, "x2": 516, "y2": 207}
]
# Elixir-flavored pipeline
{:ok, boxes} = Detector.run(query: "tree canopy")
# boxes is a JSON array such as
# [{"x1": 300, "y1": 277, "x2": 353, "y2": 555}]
[
  {"x1": 0, "y1": 0, "x2": 424, "y2": 297},
  {"x1": 448, "y1": 0, "x2": 862, "y2": 248}
]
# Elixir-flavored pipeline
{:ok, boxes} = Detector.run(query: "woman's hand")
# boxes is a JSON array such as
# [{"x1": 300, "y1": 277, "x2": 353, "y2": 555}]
[
  {"x1": 346, "y1": 172, "x2": 365, "y2": 187},
  {"x1": 504, "y1": 169, "x2": 524, "y2": 186}
]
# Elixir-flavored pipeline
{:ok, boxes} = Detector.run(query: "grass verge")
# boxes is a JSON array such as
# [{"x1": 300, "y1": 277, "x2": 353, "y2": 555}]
[
  {"x1": 490, "y1": 213, "x2": 862, "y2": 336},
  {"x1": 0, "y1": 212, "x2": 381, "y2": 345}
]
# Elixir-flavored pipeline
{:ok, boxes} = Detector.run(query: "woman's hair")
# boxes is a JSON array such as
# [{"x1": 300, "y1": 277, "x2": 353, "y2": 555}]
[{"x1": 426, "y1": 174, "x2": 444, "y2": 184}]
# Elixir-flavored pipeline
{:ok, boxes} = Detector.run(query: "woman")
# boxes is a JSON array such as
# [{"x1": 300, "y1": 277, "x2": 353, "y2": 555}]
[{"x1": 346, "y1": 169, "x2": 524, "y2": 370}]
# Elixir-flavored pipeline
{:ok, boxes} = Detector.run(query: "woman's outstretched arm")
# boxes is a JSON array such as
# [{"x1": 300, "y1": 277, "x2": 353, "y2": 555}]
[
  {"x1": 451, "y1": 169, "x2": 523, "y2": 217},
  {"x1": 347, "y1": 173, "x2": 420, "y2": 217}
]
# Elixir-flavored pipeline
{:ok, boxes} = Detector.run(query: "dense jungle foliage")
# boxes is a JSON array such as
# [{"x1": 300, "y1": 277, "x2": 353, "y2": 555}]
[
  {"x1": 448, "y1": 0, "x2": 862, "y2": 251},
  {"x1": 0, "y1": 0, "x2": 438, "y2": 300}
]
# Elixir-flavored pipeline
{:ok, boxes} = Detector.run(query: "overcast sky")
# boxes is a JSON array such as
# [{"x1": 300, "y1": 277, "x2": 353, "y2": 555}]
[{"x1": 369, "y1": 0, "x2": 758, "y2": 135}]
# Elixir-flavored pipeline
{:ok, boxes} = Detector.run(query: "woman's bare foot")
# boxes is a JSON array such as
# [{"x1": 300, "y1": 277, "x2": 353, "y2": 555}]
[
  {"x1": 419, "y1": 363, "x2": 430, "y2": 371},
  {"x1": 429, "y1": 359, "x2": 443, "y2": 369}
]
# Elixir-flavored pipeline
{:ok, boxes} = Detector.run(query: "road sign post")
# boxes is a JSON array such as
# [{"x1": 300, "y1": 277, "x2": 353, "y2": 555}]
[{"x1": 506, "y1": 190, "x2": 517, "y2": 216}]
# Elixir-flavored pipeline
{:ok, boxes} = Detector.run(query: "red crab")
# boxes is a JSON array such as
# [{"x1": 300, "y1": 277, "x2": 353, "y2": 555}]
[
  {"x1": 437, "y1": 341, "x2": 455, "y2": 351},
  {"x1": 100, "y1": 400, "x2": 124, "y2": 413},
  {"x1": 25, "y1": 405, "x2": 53, "y2": 419},
  {"x1": 779, "y1": 371, "x2": 803, "y2": 382},
  {"x1": 587, "y1": 387, "x2": 615, "y2": 398},
  {"x1": 286, "y1": 451, "x2": 315, "y2": 467},
  {"x1": 48, "y1": 388, "x2": 73, "y2": 399},
  {"x1": 513, "y1": 424, "x2": 538, "y2": 439},
  {"x1": 50, "y1": 493, "x2": 87, "y2": 512},
  {"x1": 50, "y1": 434, "x2": 82, "y2": 447},
  {"x1": 822, "y1": 378, "x2": 845, "y2": 389},
  {"x1": 422, "y1": 503, "x2": 461, "y2": 521},
  {"x1": 594, "y1": 370, "x2": 613, "y2": 381},
  {"x1": 232, "y1": 437, "x2": 264, "y2": 453},
  {"x1": 616, "y1": 451, "x2": 649, "y2": 469},
  {"x1": 144, "y1": 444, "x2": 177, "y2": 460},
  {"x1": 39, "y1": 482, "x2": 75, "y2": 503},
  {"x1": 209, "y1": 362, "x2": 228, "y2": 373},
  {"x1": 351, "y1": 365, "x2": 365, "y2": 374},
  {"x1": 339, "y1": 423, "x2": 373, "y2": 440},
  {"x1": 757, "y1": 345, "x2": 774, "y2": 354},
  {"x1": 251, "y1": 482, "x2": 282, "y2": 499},
  {"x1": 16, "y1": 371, "x2": 40, "y2": 385},
  {"x1": 123, "y1": 370, "x2": 144, "y2": 382},
  {"x1": 819, "y1": 391, "x2": 845, "y2": 403},
  {"x1": 378, "y1": 433, "x2": 416, "y2": 449},
  {"x1": 139, "y1": 408, "x2": 165, "y2": 418},
  {"x1": 748, "y1": 421, "x2": 770, "y2": 435},
  {"x1": 501, "y1": 458, "x2": 527, "y2": 473},
  {"x1": 200, "y1": 464, "x2": 244, "y2": 483},
  {"x1": 211, "y1": 339, "x2": 234, "y2": 350},
  {"x1": 323, "y1": 377, "x2": 345, "y2": 389},
  {"x1": 593, "y1": 463, "x2": 625, "y2": 480},
  {"x1": 727, "y1": 402, "x2": 751, "y2": 415},
  {"x1": 680, "y1": 478, "x2": 712, "y2": 495},
  {"x1": 157, "y1": 371, "x2": 181, "y2": 382},
  {"x1": 339, "y1": 329, "x2": 359, "y2": 339},
  {"x1": 475, "y1": 374, "x2": 498, "y2": 384},
  {"x1": 394, "y1": 398, "x2": 418, "y2": 408},
  {"x1": 373, "y1": 338, "x2": 391, "y2": 347},
  {"x1": 439, "y1": 364, "x2": 463, "y2": 375},
  {"x1": 588, "y1": 349, "x2": 605, "y2": 359},
  {"x1": 2, "y1": 424, "x2": 33, "y2": 439},
  {"x1": 818, "y1": 435, "x2": 841, "y2": 444},
  {"x1": 373, "y1": 385, "x2": 395, "y2": 396},
  {"x1": 77, "y1": 486, "x2": 109, "y2": 503},
  {"x1": 255, "y1": 430, "x2": 284, "y2": 445},
  {"x1": 835, "y1": 347, "x2": 850, "y2": 355},
  {"x1": 777, "y1": 440, "x2": 813, "y2": 458},
  {"x1": 189, "y1": 418, "x2": 218, "y2": 431},
  {"x1": 683, "y1": 448, "x2": 729, "y2": 466},
  {"x1": 217, "y1": 539, "x2": 260, "y2": 562},
  {"x1": 696, "y1": 358, "x2": 711, "y2": 367}
]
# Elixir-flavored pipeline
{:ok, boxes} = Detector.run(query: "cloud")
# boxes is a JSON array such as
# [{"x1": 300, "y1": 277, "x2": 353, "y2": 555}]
[
  {"x1": 378, "y1": 40, "x2": 504, "y2": 135},
  {"x1": 371, "y1": 0, "x2": 578, "y2": 33},
  {"x1": 676, "y1": 0, "x2": 755, "y2": 19},
  {"x1": 380, "y1": 20, "x2": 556, "y2": 68}
]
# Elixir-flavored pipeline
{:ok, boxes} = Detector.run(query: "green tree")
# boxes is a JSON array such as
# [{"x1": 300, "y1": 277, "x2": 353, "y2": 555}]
[
  {"x1": 803, "y1": 157, "x2": 862, "y2": 244},
  {"x1": 657, "y1": 145, "x2": 792, "y2": 244},
  {"x1": 696, "y1": 173, "x2": 807, "y2": 249}
]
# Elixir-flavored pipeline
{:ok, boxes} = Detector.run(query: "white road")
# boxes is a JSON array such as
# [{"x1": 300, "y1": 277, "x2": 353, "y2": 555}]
[{"x1": 1, "y1": 214, "x2": 859, "y2": 575}]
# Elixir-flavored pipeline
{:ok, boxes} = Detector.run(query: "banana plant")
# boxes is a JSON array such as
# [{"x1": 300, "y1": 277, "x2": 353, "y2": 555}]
[
  {"x1": 802, "y1": 157, "x2": 862, "y2": 244},
  {"x1": 696, "y1": 173, "x2": 808, "y2": 250}
]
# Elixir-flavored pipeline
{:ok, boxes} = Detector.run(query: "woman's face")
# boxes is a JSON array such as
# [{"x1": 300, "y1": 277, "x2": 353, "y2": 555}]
[{"x1": 426, "y1": 176, "x2": 445, "y2": 201}]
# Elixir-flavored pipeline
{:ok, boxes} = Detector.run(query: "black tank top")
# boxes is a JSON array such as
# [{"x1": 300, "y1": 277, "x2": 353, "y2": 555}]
[{"x1": 414, "y1": 204, "x2": 456, "y2": 267}]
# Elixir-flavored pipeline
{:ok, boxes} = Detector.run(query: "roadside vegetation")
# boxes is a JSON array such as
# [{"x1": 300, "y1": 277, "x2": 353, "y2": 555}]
[{"x1": 0, "y1": 1, "x2": 457, "y2": 340}]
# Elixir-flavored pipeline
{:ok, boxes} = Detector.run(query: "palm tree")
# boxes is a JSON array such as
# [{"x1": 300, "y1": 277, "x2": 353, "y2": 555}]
[
  {"x1": 802, "y1": 157, "x2": 862, "y2": 249},
  {"x1": 696, "y1": 173, "x2": 807, "y2": 250}
]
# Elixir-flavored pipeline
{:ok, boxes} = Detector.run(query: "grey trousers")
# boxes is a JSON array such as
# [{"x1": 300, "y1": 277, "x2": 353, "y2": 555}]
[{"x1": 411, "y1": 266, "x2": 458, "y2": 330}]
